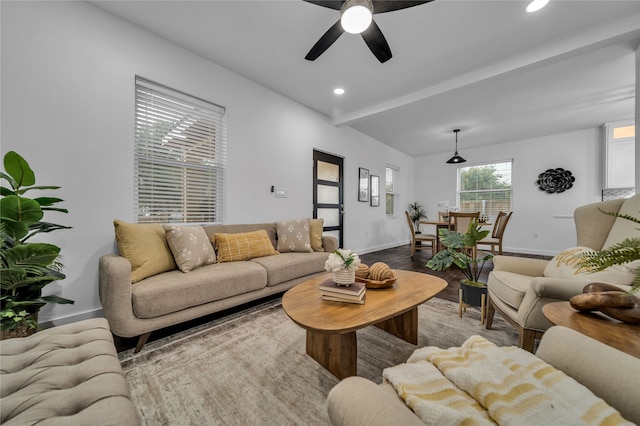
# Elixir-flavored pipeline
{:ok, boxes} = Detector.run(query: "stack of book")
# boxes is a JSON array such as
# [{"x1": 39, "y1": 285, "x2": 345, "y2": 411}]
[{"x1": 319, "y1": 278, "x2": 366, "y2": 304}]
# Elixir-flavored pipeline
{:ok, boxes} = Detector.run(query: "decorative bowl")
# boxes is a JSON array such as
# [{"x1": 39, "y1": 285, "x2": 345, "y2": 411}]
[{"x1": 356, "y1": 270, "x2": 397, "y2": 289}]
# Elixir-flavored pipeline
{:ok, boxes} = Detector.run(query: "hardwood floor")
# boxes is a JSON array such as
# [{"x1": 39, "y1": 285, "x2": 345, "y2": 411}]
[{"x1": 360, "y1": 245, "x2": 550, "y2": 303}]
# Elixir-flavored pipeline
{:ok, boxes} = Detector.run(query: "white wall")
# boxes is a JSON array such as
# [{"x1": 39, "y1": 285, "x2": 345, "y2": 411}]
[
  {"x1": 1, "y1": 1, "x2": 413, "y2": 325},
  {"x1": 414, "y1": 128, "x2": 604, "y2": 256}
]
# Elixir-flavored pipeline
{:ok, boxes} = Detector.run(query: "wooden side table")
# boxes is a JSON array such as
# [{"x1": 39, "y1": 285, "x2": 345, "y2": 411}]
[{"x1": 542, "y1": 302, "x2": 640, "y2": 358}]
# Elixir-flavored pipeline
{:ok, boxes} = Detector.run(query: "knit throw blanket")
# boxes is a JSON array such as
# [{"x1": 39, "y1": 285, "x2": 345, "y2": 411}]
[{"x1": 383, "y1": 336, "x2": 632, "y2": 426}]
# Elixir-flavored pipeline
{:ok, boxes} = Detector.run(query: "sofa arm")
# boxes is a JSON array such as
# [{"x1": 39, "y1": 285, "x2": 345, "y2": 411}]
[
  {"x1": 493, "y1": 255, "x2": 549, "y2": 276},
  {"x1": 99, "y1": 254, "x2": 139, "y2": 338},
  {"x1": 327, "y1": 377, "x2": 423, "y2": 426},
  {"x1": 322, "y1": 235, "x2": 339, "y2": 253},
  {"x1": 536, "y1": 326, "x2": 640, "y2": 425}
]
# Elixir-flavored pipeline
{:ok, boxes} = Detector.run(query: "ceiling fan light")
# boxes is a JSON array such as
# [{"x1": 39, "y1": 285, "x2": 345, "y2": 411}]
[
  {"x1": 526, "y1": 0, "x2": 549, "y2": 13},
  {"x1": 341, "y1": 0, "x2": 373, "y2": 34}
]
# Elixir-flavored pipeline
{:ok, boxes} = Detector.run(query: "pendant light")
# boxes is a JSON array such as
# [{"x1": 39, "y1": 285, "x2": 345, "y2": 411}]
[{"x1": 446, "y1": 129, "x2": 466, "y2": 164}]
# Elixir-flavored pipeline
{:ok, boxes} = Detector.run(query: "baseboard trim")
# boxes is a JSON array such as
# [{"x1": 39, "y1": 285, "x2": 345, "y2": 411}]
[{"x1": 39, "y1": 308, "x2": 105, "y2": 330}]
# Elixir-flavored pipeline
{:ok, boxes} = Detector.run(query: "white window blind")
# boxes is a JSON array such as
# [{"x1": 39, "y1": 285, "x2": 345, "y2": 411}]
[
  {"x1": 458, "y1": 160, "x2": 512, "y2": 219},
  {"x1": 134, "y1": 77, "x2": 226, "y2": 223}
]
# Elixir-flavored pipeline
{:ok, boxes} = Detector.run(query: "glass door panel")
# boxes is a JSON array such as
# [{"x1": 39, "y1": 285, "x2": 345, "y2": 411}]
[{"x1": 317, "y1": 185, "x2": 340, "y2": 204}]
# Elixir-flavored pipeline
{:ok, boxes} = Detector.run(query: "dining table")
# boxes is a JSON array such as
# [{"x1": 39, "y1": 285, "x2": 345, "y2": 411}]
[{"x1": 420, "y1": 219, "x2": 492, "y2": 253}]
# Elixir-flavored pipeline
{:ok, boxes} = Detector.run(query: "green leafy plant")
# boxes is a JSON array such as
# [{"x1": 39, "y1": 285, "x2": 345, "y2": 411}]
[
  {"x1": 408, "y1": 202, "x2": 428, "y2": 232},
  {"x1": 426, "y1": 219, "x2": 493, "y2": 286},
  {"x1": 1, "y1": 151, "x2": 73, "y2": 333},
  {"x1": 576, "y1": 209, "x2": 640, "y2": 295}
]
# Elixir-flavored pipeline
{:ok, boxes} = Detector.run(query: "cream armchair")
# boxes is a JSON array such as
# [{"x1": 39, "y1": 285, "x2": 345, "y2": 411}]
[{"x1": 485, "y1": 195, "x2": 638, "y2": 352}]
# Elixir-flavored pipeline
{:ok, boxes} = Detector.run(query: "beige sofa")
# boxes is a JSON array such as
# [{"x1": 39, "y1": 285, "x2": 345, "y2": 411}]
[
  {"x1": 0, "y1": 318, "x2": 139, "y2": 425},
  {"x1": 99, "y1": 222, "x2": 337, "y2": 352},
  {"x1": 486, "y1": 195, "x2": 639, "y2": 351},
  {"x1": 327, "y1": 326, "x2": 640, "y2": 425}
]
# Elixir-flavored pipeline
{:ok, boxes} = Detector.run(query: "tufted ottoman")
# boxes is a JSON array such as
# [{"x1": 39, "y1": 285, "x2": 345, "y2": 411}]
[{"x1": 1, "y1": 317, "x2": 139, "y2": 425}]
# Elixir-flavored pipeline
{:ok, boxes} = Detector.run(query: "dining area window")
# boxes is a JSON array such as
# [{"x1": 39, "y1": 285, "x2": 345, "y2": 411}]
[{"x1": 457, "y1": 160, "x2": 512, "y2": 219}]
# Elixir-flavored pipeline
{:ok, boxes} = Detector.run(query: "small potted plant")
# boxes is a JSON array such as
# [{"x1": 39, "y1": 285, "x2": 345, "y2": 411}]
[
  {"x1": 1, "y1": 151, "x2": 74, "y2": 339},
  {"x1": 325, "y1": 248, "x2": 361, "y2": 286},
  {"x1": 408, "y1": 202, "x2": 428, "y2": 233},
  {"x1": 426, "y1": 218, "x2": 493, "y2": 306}
]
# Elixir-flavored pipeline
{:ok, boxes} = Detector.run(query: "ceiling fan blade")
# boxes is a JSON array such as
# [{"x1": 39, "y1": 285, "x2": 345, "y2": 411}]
[
  {"x1": 371, "y1": 0, "x2": 433, "y2": 14},
  {"x1": 361, "y1": 20, "x2": 392, "y2": 63},
  {"x1": 302, "y1": 0, "x2": 345, "y2": 11},
  {"x1": 305, "y1": 20, "x2": 345, "y2": 61}
]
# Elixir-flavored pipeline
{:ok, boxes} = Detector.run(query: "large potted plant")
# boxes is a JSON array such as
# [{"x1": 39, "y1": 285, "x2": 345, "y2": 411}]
[
  {"x1": 0, "y1": 151, "x2": 73, "y2": 338},
  {"x1": 426, "y1": 218, "x2": 493, "y2": 306}
]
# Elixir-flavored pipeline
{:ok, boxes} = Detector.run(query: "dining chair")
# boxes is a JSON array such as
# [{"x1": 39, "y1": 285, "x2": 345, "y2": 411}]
[
  {"x1": 477, "y1": 211, "x2": 513, "y2": 255},
  {"x1": 438, "y1": 211, "x2": 451, "y2": 225},
  {"x1": 449, "y1": 212, "x2": 480, "y2": 258},
  {"x1": 404, "y1": 211, "x2": 437, "y2": 257},
  {"x1": 449, "y1": 212, "x2": 480, "y2": 233}
]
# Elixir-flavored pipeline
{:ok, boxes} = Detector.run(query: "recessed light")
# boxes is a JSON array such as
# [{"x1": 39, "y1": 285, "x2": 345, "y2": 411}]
[
  {"x1": 526, "y1": 0, "x2": 549, "y2": 13},
  {"x1": 334, "y1": 88, "x2": 345, "y2": 95}
]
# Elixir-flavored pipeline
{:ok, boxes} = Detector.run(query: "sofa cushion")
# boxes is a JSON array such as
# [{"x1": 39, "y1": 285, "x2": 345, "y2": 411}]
[
  {"x1": 310, "y1": 218, "x2": 325, "y2": 252},
  {"x1": 164, "y1": 225, "x2": 216, "y2": 272},
  {"x1": 131, "y1": 262, "x2": 267, "y2": 318},
  {"x1": 114, "y1": 219, "x2": 176, "y2": 283},
  {"x1": 603, "y1": 194, "x2": 639, "y2": 249},
  {"x1": 276, "y1": 218, "x2": 313, "y2": 253},
  {"x1": 0, "y1": 318, "x2": 139, "y2": 425},
  {"x1": 202, "y1": 223, "x2": 278, "y2": 250},
  {"x1": 488, "y1": 270, "x2": 534, "y2": 309},
  {"x1": 250, "y1": 252, "x2": 329, "y2": 287},
  {"x1": 543, "y1": 246, "x2": 636, "y2": 286},
  {"x1": 213, "y1": 230, "x2": 279, "y2": 263}
]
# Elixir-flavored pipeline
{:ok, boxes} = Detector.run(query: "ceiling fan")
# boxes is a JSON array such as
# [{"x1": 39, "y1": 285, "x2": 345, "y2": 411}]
[{"x1": 303, "y1": 0, "x2": 433, "y2": 63}]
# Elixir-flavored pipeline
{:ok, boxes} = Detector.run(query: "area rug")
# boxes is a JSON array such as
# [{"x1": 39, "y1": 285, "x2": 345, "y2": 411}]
[{"x1": 119, "y1": 297, "x2": 518, "y2": 425}]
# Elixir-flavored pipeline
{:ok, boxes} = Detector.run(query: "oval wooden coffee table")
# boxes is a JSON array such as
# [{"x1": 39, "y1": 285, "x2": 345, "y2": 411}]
[{"x1": 282, "y1": 270, "x2": 447, "y2": 379}]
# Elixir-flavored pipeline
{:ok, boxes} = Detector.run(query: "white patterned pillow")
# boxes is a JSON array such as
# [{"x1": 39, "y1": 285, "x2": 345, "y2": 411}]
[
  {"x1": 164, "y1": 225, "x2": 216, "y2": 272},
  {"x1": 543, "y1": 246, "x2": 636, "y2": 285},
  {"x1": 276, "y1": 219, "x2": 313, "y2": 253}
]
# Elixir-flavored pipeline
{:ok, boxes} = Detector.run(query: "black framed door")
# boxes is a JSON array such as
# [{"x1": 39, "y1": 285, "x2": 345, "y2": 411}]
[{"x1": 313, "y1": 150, "x2": 344, "y2": 248}]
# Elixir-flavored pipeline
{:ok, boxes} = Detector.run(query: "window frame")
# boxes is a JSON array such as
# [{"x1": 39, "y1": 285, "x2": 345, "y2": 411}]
[
  {"x1": 456, "y1": 159, "x2": 513, "y2": 219},
  {"x1": 385, "y1": 165, "x2": 399, "y2": 218},
  {"x1": 134, "y1": 77, "x2": 227, "y2": 224}
]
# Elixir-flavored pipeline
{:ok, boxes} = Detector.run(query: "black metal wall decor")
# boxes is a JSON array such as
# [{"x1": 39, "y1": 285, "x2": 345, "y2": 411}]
[{"x1": 537, "y1": 168, "x2": 575, "y2": 193}]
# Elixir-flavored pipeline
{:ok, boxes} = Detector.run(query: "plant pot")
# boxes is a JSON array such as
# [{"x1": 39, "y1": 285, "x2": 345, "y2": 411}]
[
  {"x1": 0, "y1": 312, "x2": 38, "y2": 340},
  {"x1": 415, "y1": 230, "x2": 421, "y2": 246},
  {"x1": 333, "y1": 269, "x2": 356, "y2": 286},
  {"x1": 460, "y1": 281, "x2": 487, "y2": 307}
]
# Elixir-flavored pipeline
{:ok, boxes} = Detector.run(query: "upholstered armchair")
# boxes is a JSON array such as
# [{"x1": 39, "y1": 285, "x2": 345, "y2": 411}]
[{"x1": 486, "y1": 195, "x2": 639, "y2": 352}]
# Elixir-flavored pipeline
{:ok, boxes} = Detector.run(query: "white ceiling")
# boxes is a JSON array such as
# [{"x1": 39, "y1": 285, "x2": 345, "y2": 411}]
[{"x1": 91, "y1": 0, "x2": 640, "y2": 157}]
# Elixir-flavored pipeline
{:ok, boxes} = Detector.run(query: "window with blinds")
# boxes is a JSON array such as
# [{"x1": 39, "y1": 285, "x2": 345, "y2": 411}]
[
  {"x1": 457, "y1": 160, "x2": 512, "y2": 219},
  {"x1": 134, "y1": 77, "x2": 226, "y2": 223},
  {"x1": 385, "y1": 166, "x2": 399, "y2": 217}
]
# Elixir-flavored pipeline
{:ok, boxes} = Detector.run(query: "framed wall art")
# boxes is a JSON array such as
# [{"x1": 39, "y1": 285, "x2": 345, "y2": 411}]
[
  {"x1": 370, "y1": 175, "x2": 380, "y2": 207},
  {"x1": 358, "y1": 167, "x2": 369, "y2": 202}
]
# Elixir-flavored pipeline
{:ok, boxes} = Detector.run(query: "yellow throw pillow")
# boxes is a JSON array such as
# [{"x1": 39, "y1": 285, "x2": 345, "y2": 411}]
[
  {"x1": 214, "y1": 230, "x2": 279, "y2": 262},
  {"x1": 309, "y1": 218, "x2": 325, "y2": 252},
  {"x1": 114, "y1": 220, "x2": 177, "y2": 283}
]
